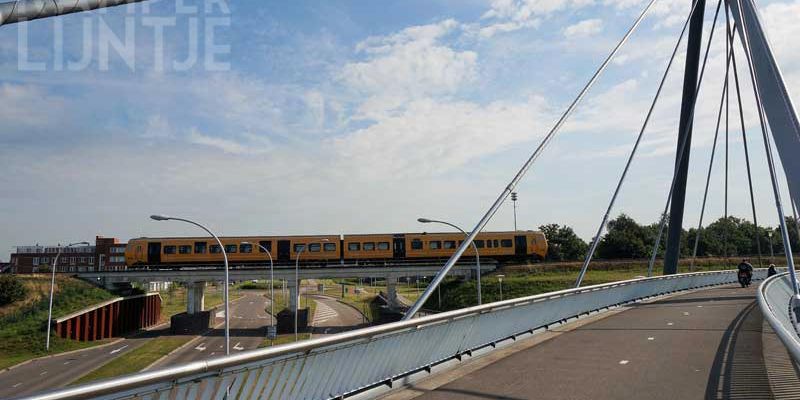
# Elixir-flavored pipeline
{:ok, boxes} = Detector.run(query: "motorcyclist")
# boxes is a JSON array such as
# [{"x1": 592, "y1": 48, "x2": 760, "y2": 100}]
[
  {"x1": 768, "y1": 264, "x2": 777, "y2": 277},
  {"x1": 737, "y1": 259, "x2": 754, "y2": 286}
]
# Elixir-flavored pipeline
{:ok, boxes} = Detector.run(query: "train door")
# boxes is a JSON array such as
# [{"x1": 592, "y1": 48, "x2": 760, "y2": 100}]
[
  {"x1": 147, "y1": 242, "x2": 162, "y2": 264},
  {"x1": 514, "y1": 235, "x2": 527, "y2": 257},
  {"x1": 393, "y1": 236, "x2": 405, "y2": 259},
  {"x1": 277, "y1": 240, "x2": 291, "y2": 263}
]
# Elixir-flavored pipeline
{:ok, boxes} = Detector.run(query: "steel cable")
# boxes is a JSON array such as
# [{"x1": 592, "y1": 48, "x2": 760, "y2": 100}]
[
  {"x1": 574, "y1": 0, "x2": 705, "y2": 287},
  {"x1": 646, "y1": 0, "x2": 726, "y2": 276}
]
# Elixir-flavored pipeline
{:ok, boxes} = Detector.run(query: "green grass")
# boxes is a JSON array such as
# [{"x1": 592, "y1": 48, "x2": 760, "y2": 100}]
[
  {"x1": 72, "y1": 336, "x2": 193, "y2": 384},
  {"x1": 423, "y1": 264, "x2": 738, "y2": 312},
  {"x1": 0, "y1": 276, "x2": 117, "y2": 370}
]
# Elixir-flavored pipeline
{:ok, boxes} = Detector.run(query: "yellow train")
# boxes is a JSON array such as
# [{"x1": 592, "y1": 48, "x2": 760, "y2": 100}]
[{"x1": 125, "y1": 231, "x2": 547, "y2": 268}]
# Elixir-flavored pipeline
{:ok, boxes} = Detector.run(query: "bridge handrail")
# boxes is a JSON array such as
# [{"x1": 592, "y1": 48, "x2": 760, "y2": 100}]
[
  {"x1": 20, "y1": 269, "x2": 765, "y2": 400},
  {"x1": 758, "y1": 272, "x2": 800, "y2": 361}
]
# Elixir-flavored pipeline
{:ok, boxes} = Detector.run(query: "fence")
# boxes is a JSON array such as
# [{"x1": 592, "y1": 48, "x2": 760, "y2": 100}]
[{"x1": 20, "y1": 269, "x2": 765, "y2": 400}]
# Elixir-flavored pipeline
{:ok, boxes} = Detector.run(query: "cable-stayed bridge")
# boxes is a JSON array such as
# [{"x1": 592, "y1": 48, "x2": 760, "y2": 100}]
[{"x1": 4, "y1": 0, "x2": 800, "y2": 398}]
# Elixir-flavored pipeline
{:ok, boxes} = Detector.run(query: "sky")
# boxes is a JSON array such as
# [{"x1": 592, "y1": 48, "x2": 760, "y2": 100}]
[{"x1": 1, "y1": 0, "x2": 800, "y2": 260}]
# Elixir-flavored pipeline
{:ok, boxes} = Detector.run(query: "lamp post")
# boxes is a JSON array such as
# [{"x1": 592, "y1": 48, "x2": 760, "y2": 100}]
[
  {"x1": 511, "y1": 192, "x2": 518, "y2": 231},
  {"x1": 768, "y1": 231, "x2": 774, "y2": 259},
  {"x1": 241, "y1": 241, "x2": 274, "y2": 344},
  {"x1": 46, "y1": 241, "x2": 90, "y2": 351},
  {"x1": 418, "y1": 218, "x2": 482, "y2": 305},
  {"x1": 150, "y1": 215, "x2": 231, "y2": 355},
  {"x1": 295, "y1": 239, "x2": 329, "y2": 341},
  {"x1": 497, "y1": 274, "x2": 505, "y2": 301}
]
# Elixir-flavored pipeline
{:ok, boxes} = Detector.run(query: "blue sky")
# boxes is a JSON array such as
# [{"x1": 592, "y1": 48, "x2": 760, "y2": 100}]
[{"x1": 1, "y1": 0, "x2": 799, "y2": 259}]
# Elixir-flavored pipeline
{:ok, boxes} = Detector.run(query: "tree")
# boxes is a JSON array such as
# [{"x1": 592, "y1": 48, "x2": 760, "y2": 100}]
[
  {"x1": 597, "y1": 214, "x2": 650, "y2": 259},
  {"x1": 0, "y1": 275, "x2": 28, "y2": 306},
  {"x1": 539, "y1": 224, "x2": 589, "y2": 261}
]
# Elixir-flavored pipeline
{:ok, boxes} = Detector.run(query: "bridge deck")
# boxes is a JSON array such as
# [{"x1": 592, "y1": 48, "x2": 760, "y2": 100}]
[{"x1": 391, "y1": 285, "x2": 800, "y2": 400}]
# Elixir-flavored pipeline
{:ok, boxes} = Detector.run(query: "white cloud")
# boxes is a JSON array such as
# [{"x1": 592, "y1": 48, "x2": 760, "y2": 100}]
[
  {"x1": 0, "y1": 84, "x2": 67, "y2": 131},
  {"x1": 339, "y1": 20, "x2": 478, "y2": 119},
  {"x1": 564, "y1": 18, "x2": 604, "y2": 38},
  {"x1": 187, "y1": 129, "x2": 273, "y2": 155},
  {"x1": 479, "y1": 0, "x2": 594, "y2": 37},
  {"x1": 331, "y1": 96, "x2": 553, "y2": 179}
]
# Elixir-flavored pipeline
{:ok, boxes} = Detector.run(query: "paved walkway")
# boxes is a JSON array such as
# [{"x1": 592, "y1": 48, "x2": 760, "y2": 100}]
[{"x1": 398, "y1": 285, "x2": 800, "y2": 400}]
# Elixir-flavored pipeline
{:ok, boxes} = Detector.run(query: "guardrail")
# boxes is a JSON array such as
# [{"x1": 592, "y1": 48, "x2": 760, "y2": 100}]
[
  {"x1": 758, "y1": 272, "x2": 800, "y2": 361},
  {"x1": 19, "y1": 269, "x2": 765, "y2": 400}
]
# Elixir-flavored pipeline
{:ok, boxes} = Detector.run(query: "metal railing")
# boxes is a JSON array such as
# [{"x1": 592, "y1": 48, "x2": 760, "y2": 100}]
[
  {"x1": 758, "y1": 272, "x2": 800, "y2": 361},
  {"x1": 19, "y1": 269, "x2": 765, "y2": 400}
]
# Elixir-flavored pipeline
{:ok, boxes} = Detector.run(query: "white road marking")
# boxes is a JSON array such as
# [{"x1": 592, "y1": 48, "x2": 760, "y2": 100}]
[
  {"x1": 683, "y1": 312, "x2": 690, "y2": 316},
  {"x1": 40, "y1": 371, "x2": 48, "y2": 376},
  {"x1": 216, "y1": 311, "x2": 225, "y2": 318},
  {"x1": 63, "y1": 361, "x2": 71, "y2": 365},
  {"x1": 195, "y1": 343, "x2": 207, "y2": 351},
  {"x1": 647, "y1": 337, "x2": 655, "y2": 341},
  {"x1": 313, "y1": 302, "x2": 339, "y2": 325},
  {"x1": 667, "y1": 322, "x2": 674, "y2": 326},
  {"x1": 12, "y1": 383, "x2": 22, "y2": 388},
  {"x1": 619, "y1": 360, "x2": 629, "y2": 365},
  {"x1": 697, "y1": 305, "x2": 703, "y2": 308},
  {"x1": 249, "y1": 302, "x2": 254, "y2": 305},
  {"x1": 110, "y1": 345, "x2": 129, "y2": 354},
  {"x1": 233, "y1": 342, "x2": 244, "y2": 351}
]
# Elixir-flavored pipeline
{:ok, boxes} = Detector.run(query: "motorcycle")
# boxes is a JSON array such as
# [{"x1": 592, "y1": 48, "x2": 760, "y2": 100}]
[{"x1": 738, "y1": 270, "x2": 752, "y2": 288}]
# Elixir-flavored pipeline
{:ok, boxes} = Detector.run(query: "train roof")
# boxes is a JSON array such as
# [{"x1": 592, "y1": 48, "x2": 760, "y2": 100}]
[{"x1": 128, "y1": 230, "x2": 544, "y2": 242}]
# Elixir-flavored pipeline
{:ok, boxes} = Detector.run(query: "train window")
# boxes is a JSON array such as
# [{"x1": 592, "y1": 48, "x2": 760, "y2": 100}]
[
  {"x1": 163, "y1": 246, "x2": 177, "y2": 254},
  {"x1": 487, "y1": 240, "x2": 493, "y2": 248},
  {"x1": 194, "y1": 242, "x2": 207, "y2": 254},
  {"x1": 324, "y1": 243, "x2": 336, "y2": 252},
  {"x1": 259, "y1": 241, "x2": 272, "y2": 252},
  {"x1": 210, "y1": 245, "x2": 222, "y2": 254},
  {"x1": 443, "y1": 241, "x2": 456, "y2": 249},
  {"x1": 240, "y1": 243, "x2": 253, "y2": 253},
  {"x1": 501, "y1": 239, "x2": 513, "y2": 248},
  {"x1": 377, "y1": 242, "x2": 390, "y2": 250},
  {"x1": 348, "y1": 242, "x2": 361, "y2": 251},
  {"x1": 494, "y1": 240, "x2": 500, "y2": 248},
  {"x1": 309, "y1": 243, "x2": 321, "y2": 252},
  {"x1": 411, "y1": 240, "x2": 423, "y2": 250},
  {"x1": 364, "y1": 242, "x2": 375, "y2": 251},
  {"x1": 178, "y1": 245, "x2": 192, "y2": 254},
  {"x1": 294, "y1": 244, "x2": 306, "y2": 253},
  {"x1": 225, "y1": 244, "x2": 238, "y2": 253},
  {"x1": 474, "y1": 240, "x2": 485, "y2": 248},
  {"x1": 430, "y1": 241, "x2": 441, "y2": 250}
]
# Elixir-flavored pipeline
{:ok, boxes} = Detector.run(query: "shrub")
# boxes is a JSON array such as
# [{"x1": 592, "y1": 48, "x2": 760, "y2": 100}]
[{"x1": 0, "y1": 276, "x2": 28, "y2": 306}]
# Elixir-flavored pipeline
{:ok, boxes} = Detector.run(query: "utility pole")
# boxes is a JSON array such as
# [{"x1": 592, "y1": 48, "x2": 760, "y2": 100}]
[
  {"x1": 511, "y1": 192, "x2": 518, "y2": 231},
  {"x1": 664, "y1": 0, "x2": 707, "y2": 275}
]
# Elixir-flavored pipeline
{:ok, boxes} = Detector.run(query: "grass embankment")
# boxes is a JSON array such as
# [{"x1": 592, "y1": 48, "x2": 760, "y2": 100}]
[
  {"x1": 73, "y1": 336, "x2": 192, "y2": 384},
  {"x1": 0, "y1": 275, "x2": 117, "y2": 370},
  {"x1": 422, "y1": 263, "x2": 736, "y2": 312},
  {"x1": 260, "y1": 333, "x2": 311, "y2": 347}
]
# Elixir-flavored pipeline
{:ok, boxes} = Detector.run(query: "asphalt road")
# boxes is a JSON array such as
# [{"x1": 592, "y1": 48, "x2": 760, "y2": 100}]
[
  {"x1": 0, "y1": 328, "x2": 169, "y2": 399},
  {"x1": 149, "y1": 291, "x2": 273, "y2": 368},
  {"x1": 412, "y1": 285, "x2": 790, "y2": 400},
  {"x1": 308, "y1": 294, "x2": 368, "y2": 336}
]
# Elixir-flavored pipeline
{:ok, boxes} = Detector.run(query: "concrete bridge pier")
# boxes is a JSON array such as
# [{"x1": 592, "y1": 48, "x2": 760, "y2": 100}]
[
  {"x1": 186, "y1": 282, "x2": 205, "y2": 314},
  {"x1": 170, "y1": 281, "x2": 211, "y2": 334},
  {"x1": 287, "y1": 278, "x2": 299, "y2": 312},
  {"x1": 386, "y1": 275, "x2": 400, "y2": 309}
]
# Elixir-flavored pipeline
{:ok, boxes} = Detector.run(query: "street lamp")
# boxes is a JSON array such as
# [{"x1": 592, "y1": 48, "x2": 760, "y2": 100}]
[
  {"x1": 295, "y1": 238, "x2": 329, "y2": 341},
  {"x1": 241, "y1": 241, "x2": 274, "y2": 344},
  {"x1": 497, "y1": 274, "x2": 505, "y2": 301},
  {"x1": 511, "y1": 192, "x2": 518, "y2": 231},
  {"x1": 418, "y1": 218, "x2": 482, "y2": 305},
  {"x1": 46, "y1": 241, "x2": 90, "y2": 351},
  {"x1": 768, "y1": 231, "x2": 775, "y2": 259},
  {"x1": 150, "y1": 215, "x2": 231, "y2": 355}
]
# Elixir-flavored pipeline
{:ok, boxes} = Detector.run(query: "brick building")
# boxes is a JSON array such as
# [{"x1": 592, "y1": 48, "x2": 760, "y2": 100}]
[{"x1": 9, "y1": 236, "x2": 127, "y2": 273}]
